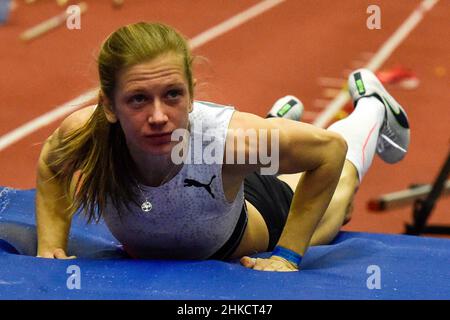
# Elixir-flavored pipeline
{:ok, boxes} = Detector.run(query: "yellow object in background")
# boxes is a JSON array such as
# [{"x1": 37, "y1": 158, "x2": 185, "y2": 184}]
[
  {"x1": 112, "y1": 0, "x2": 124, "y2": 8},
  {"x1": 334, "y1": 110, "x2": 349, "y2": 121},
  {"x1": 56, "y1": 0, "x2": 69, "y2": 6}
]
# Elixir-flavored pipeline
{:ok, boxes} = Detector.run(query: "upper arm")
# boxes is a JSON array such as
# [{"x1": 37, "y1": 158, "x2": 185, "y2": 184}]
[
  {"x1": 39, "y1": 105, "x2": 97, "y2": 173},
  {"x1": 224, "y1": 111, "x2": 347, "y2": 177}
]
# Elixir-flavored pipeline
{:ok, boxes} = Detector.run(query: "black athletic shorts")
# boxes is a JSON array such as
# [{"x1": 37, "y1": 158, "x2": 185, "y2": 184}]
[{"x1": 210, "y1": 172, "x2": 294, "y2": 260}]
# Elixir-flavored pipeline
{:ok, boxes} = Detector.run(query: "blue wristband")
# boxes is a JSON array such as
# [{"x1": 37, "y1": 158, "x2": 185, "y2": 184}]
[{"x1": 271, "y1": 246, "x2": 302, "y2": 267}]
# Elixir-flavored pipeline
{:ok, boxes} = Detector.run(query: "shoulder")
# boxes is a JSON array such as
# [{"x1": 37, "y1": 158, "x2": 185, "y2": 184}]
[
  {"x1": 39, "y1": 105, "x2": 97, "y2": 169},
  {"x1": 58, "y1": 104, "x2": 97, "y2": 138},
  {"x1": 223, "y1": 111, "x2": 284, "y2": 174},
  {"x1": 227, "y1": 110, "x2": 287, "y2": 142},
  {"x1": 193, "y1": 100, "x2": 234, "y2": 110},
  {"x1": 191, "y1": 100, "x2": 235, "y2": 120}
]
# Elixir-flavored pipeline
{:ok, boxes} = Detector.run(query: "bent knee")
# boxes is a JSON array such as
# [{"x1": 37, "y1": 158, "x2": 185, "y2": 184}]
[
  {"x1": 328, "y1": 131, "x2": 348, "y2": 157},
  {"x1": 343, "y1": 202, "x2": 354, "y2": 225}
]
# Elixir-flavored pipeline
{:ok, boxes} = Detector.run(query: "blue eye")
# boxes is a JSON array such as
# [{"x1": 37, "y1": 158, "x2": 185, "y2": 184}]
[
  {"x1": 166, "y1": 89, "x2": 183, "y2": 100},
  {"x1": 128, "y1": 94, "x2": 147, "y2": 105}
]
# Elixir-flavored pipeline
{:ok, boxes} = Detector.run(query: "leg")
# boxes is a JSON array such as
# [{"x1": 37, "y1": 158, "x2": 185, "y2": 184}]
[
  {"x1": 277, "y1": 95, "x2": 385, "y2": 246},
  {"x1": 278, "y1": 159, "x2": 359, "y2": 246},
  {"x1": 300, "y1": 68, "x2": 411, "y2": 244},
  {"x1": 268, "y1": 93, "x2": 367, "y2": 246},
  {"x1": 270, "y1": 69, "x2": 410, "y2": 247}
]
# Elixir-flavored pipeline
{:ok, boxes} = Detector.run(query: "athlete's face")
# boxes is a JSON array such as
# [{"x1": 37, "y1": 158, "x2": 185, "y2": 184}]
[{"x1": 110, "y1": 52, "x2": 192, "y2": 156}]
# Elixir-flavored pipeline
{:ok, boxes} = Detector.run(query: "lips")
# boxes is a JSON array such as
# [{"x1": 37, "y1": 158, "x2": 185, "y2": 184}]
[
  {"x1": 146, "y1": 132, "x2": 172, "y2": 138},
  {"x1": 144, "y1": 132, "x2": 173, "y2": 145}
]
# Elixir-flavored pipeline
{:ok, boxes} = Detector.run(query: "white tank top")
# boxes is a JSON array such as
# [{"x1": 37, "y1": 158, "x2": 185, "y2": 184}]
[{"x1": 102, "y1": 101, "x2": 245, "y2": 260}]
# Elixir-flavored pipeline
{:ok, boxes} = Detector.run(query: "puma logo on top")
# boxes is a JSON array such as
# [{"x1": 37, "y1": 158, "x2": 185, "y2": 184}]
[{"x1": 183, "y1": 175, "x2": 216, "y2": 199}]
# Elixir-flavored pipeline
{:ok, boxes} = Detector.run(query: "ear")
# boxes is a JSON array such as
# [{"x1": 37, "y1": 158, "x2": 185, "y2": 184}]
[{"x1": 100, "y1": 92, "x2": 118, "y2": 123}]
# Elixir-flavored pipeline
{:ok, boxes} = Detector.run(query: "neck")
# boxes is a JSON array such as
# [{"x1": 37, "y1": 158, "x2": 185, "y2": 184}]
[
  {"x1": 128, "y1": 124, "x2": 190, "y2": 187},
  {"x1": 128, "y1": 140, "x2": 190, "y2": 187},
  {"x1": 131, "y1": 152, "x2": 177, "y2": 186}
]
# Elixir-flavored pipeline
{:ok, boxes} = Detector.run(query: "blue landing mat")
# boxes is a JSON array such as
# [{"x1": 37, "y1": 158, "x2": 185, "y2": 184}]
[{"x1": 0, "y1": 187, "x2": 449, "y2": 300}]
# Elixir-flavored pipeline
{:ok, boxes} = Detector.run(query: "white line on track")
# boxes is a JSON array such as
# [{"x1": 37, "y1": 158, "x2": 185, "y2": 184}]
[
  {"x1": 350, "y1": 60, "x2": 369, "y2": 69},
  {"x1": 0, "y1": 0, "x2": 285, "y2": 152},
  {"x1": 317, "y1": 77, "x2": 346, "y2": 88},
  {"x1": 322, "y1": 88, "x2": 343, "y2": 99},
  {"x1": 190, "y1": 0, "x2": 285, "y2": 48},
  {"x1": 301, "y1": 111, "x2": 320, "y2": 120},
  {"x1": 0, "y1": 89, "x2": 99, "y2": 152},
  {"x1": 359, "y1": 52, "x2": 375, "y2": 60},
  {"x1": 313, "y1": 0, "x2": 439, "y2": 128},
  {"x1": 313, "y1": 99, "x2": 333, "y2": 109}
]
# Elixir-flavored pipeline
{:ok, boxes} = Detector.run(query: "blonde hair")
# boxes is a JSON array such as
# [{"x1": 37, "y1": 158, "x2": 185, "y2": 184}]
[{"x1": 50, "y1": 22, "x2": 194, "y2": 222}]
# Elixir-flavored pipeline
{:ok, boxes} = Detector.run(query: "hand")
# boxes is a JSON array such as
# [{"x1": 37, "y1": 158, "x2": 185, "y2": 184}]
[
  {"x1": 37, "y1": 248, "x2": 76, "y2": 259},
  {"x1": 240, "y1": 255, "x2": 298, "y2": 272}
]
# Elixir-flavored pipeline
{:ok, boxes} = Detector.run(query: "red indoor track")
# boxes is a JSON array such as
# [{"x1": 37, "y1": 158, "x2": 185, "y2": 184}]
[{"x1": 1, "y1": 0, "x2": 449, "y2": 236}]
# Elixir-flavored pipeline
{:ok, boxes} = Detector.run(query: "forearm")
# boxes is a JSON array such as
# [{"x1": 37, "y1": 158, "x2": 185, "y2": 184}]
[
  {"x1": 35, "y1": 164, "x2": 72, "y2": 255},
  {"x1": 276, "y1": 149, "x2": 346, "y2": 256},
  {"x1": 309, "y1": 161, "x2": 359, "y2": 246}
]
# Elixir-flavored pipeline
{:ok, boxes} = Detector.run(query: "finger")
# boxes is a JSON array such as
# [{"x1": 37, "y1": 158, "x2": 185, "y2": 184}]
[
  {"x1": 256, "y1": 260, "x2": 295, "y2": 272},
  {"x1": 272, "y1": 263, "x2": 297, "y2": 272},
  {"x1": 280, "y1": 268, "x2": 297, "y2": 272},
  {"x1": 36, "y1": 252, "x2": 55, "y2": 259},
  {"x1": 53, "y1": 248, "x2": 67, "y2": 259},
  {"x1": 258, "y1": 266, "x2": 293, "y2": 272},
  {"x1": 253, "y1": 264, "x2": 264, "y2": 271},
  {"x1": 269, "y1": 256, "x2": 299, "y2": 271},
  {"x1": 274, "y1": 264, "x2": 298, "y2": 272},
  {"x1": 240, "y1": 256, "x2": 256, "y2": 268},
  {"x1": 272, "y1": 262, "x2": 291, "y2": 272},
  {"x1": 53, "y1": 249, "x2": 76, "y2": 259},
  {"x1": 256, "y1": 264, "x2": 277, "y2": 272},
  {"x1": 253, "y1": 258, "x2": 271, "y2": 271}
]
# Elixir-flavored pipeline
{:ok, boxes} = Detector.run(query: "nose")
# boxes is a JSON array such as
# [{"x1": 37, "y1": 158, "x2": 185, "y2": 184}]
[{"x1": 148, "y1": 99, "x2": 168, "y2": 126}]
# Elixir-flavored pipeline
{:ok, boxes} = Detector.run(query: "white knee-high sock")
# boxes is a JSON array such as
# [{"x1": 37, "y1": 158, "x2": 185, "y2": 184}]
[{"x1": 327, "y1": 97, "x2": 385, "y2": 182}]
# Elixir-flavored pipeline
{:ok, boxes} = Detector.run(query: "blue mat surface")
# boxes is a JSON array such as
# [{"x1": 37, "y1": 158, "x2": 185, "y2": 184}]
[{"x1": 1, "y1": 187, "x2": 449, "y2": 300}]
